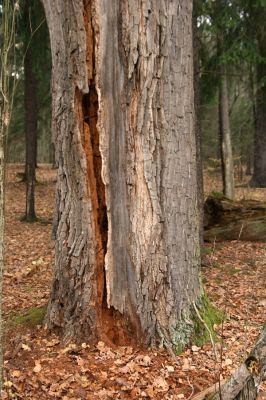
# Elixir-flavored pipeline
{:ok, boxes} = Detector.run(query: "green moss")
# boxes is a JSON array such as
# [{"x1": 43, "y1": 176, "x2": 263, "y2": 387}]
[
  {"x1": 38, "y1": 217, "x2": 52, "y2": 225},
  {"x1": 210, "y1": 191, "x2": 225, "y2": 199},
  {"x1": 192, "y1": 293, "x2": 224, "y2": 347},
  {"x1": 16, "y1": 172, "x2": 26, "y2": 182},
  {"x1": 22, "y1": 285, "x2": 34, "y2": 293},
  {"x1": 14, "y1": 306, "x2": 46, "y2": 326},
  {"x1": 225, "y1": 264, "x2": 240, "y2": 275},
  {"x1": 19, "y1": 215, "x2": 38, "y2": 223},
  {"x1": 201, "y1": 246, "x2": 213, "y2": 256}
]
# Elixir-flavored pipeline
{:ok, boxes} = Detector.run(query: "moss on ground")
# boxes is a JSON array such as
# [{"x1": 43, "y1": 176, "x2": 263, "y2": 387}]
[
  {"x1": 192, "y1": 293, "x2": 224, "y2": 347},
  {"x1": 201, "y1": 246, "x2": 213, "y2": 256},
  {"x1": 210, "y1": 191, "x2": 225, "y2": 200},
  {"x1": 14, "y1": 306, "x2": 46, "y2": 326}
]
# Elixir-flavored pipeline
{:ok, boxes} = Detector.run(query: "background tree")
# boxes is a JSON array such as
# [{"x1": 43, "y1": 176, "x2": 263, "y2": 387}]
[
  {"x1": 7, "y1": 0, "x2": 52, "y2": 167},
  {"x1": 197, "y1": 0, "x2": 256, "y2": 189},
  {"x1": 6, "y1": 0, "x2": 52, "y2": 221},
  {"x1": 247, "y1": 1, "x2": 266, "y2": 187},
  {"x1": 42, "y1": 0, "x2": 202, "y2": 351},
  {"x1": 0, "y1": 0, "x2": 18, "y2": 389},
  {"x1": 24, "y1": 0, "x2": 38, "y2": 221}
]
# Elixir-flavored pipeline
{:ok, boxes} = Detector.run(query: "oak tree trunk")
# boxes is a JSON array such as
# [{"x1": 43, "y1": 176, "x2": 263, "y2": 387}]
[
  {"x1": 42, "y1": 0, "x2": 201, "y2": 350},
  {"x1": 24, "y1": 0, "x2": 37, "y2": 222},
  {"x1": 219, "y1": 69, "x2": 235, "y2": 200}
]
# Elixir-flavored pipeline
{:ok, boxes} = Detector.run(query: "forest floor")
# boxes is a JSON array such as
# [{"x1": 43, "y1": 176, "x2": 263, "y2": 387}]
[{"x1": 1, "y1": 165, "x2": 266, "y2": 400}]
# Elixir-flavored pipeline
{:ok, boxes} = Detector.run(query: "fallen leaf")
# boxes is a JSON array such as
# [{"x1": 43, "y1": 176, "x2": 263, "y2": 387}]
[
  {"x1": 224, "y1": 358, "x2": 233, "y2": 366},
  {"x1": 135, "y1": 355, "x2": 151, "y2": 366},
  {"x1": 11, "y1": 370, "x2": 21, "y2": 378},
  {"x1": 21, "y1": 343, "x2": 31, "y2": 351},
  {"x1": 153, "y1": 376, "x2": 169, "y2": 391},
  {"x1": 165, "y1": 365, "x2": 174, "y2": 372},
  {"x1": 192, "y1": 345, "x2": 201, "y2": 352},
  {"x1": 33, "y1": 361, "x2": 42, "y2": 373}
]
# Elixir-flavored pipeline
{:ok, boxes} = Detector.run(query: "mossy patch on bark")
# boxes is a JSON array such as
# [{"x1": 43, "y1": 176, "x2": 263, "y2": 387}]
[
  {"x1": 192, "y1": 293, "x2": 224, "y2": 346},
  {"x1": 168, "y1": 293, "x2": 223, "y2": 354}
]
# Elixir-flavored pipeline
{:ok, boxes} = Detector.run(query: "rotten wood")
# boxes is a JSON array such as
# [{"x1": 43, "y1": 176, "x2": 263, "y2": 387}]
[
  {"x1": 204, "y1": 196, "x2": 266, "y2": 242},
  {"x1": 195, "y1": 325, "x2": 266, "y2": 400}
]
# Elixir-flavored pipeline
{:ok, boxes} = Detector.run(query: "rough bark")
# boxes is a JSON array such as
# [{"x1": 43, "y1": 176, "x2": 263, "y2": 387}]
[
  {"x1": 218, "y1": 69, "x2": 235, "y2": 200},
  {"x1": 24, "y1": 0, "x2": 37, "y2": 222},
  {"x1": 42, "y1": 0, "x2": 201, "y2": 349}
]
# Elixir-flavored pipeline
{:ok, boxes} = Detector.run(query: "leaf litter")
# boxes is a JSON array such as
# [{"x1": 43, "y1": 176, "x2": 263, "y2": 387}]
[{"x1": 1, "y1": 166, "x2": 266, "y2": 399}]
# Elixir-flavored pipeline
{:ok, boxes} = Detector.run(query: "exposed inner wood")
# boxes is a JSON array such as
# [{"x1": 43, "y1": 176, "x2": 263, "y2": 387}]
[
  {"x1": 81, "y1": 0, "x2": 137, "y2": 346},
  {"x1": 82, "y1": 0, "x2": 107, "y2": 321}
]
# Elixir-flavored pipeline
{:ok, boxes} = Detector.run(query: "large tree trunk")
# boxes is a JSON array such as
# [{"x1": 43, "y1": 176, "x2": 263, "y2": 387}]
[
  {"x1": 42, "y1": 0, "x2": 201, "y2": 350},
  {"x1": 218, "y1": 69, "x2": 235, "y2": 200},
  {"x1": 24, "y1": 0, "x2": 37, "y2": 222}
]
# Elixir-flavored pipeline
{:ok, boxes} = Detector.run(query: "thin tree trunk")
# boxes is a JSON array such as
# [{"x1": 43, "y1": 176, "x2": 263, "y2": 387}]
[
  {"x1": 193, "y1": 0, "x2": 204, "y2": 244},
  {"x1": 0, "y1": 113, "x2": 5, "y2": 395},
  {"x1": 251, "y1": 54, "x2": 266, "y2": 187},
  {"x1": 0, "y1": 0, "x2": 17, "y2": 389},
  {"x1": 42, "y1": 0, "x2": 201, "y2": 350},
  {"x1": 219, "y1": 69, "x2": 235, "y2": 200},
  {"x1": 24, "y1": 0, "x2": 37, "y2": 222}
]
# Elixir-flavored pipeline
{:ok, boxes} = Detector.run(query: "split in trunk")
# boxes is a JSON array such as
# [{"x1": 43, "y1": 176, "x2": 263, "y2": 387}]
[{"x1": 42, "y1": 0, "x2": 201, "y2": 351}]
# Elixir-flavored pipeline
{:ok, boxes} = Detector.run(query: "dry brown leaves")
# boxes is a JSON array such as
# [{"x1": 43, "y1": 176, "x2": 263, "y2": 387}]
[{"x1": 1, "y1": 166, "x2": 266, "y2": 399}]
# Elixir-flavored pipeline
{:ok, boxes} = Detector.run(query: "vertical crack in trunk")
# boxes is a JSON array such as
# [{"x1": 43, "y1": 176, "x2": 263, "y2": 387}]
[
  {"x1": 80, "y1": 1, "x2": 139, "y2": 346},
  {"x1": 83, "y1": 0, "x2": 108, "y2": 312}
]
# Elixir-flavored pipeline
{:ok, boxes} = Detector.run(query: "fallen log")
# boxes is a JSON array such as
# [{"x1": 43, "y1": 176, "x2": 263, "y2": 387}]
[
  {"x1": 204, "y1": 195, "x2": 266, "y2": 242},
  {"x1": 192, "y1": 325, "x2": 266, "y2": 400}
]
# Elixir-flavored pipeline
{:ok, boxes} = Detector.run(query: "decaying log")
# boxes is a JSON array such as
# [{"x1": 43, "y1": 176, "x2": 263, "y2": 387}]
[
  {"x1": 204, "y1": 196, "x2": 266, "y2": 242},
  {"x1": 191, "y1": 380, "x2": 226, "y2": 400},
  {"x1": 192, "y1": 325, "x2": 266, "y2": 400}
]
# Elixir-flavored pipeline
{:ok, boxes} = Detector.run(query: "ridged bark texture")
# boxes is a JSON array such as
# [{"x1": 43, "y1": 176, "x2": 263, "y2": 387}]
[{"x1": 42, "y1": 0, "x2": 201, "y2": 349}]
